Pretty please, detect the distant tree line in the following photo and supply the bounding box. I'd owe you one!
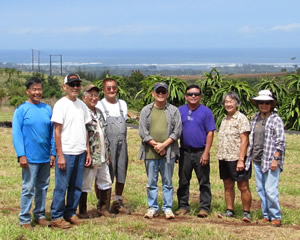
[1,67,299,130]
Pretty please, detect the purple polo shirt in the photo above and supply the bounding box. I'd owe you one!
[179,104,216,148]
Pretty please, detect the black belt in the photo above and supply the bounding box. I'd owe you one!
[182,147,205,153]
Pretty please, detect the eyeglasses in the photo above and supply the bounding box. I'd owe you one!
[105,86,117,91]
[68,82,81,87]
[186,92,201,97]
[258,101,272,105]
[187,110,193,121]
[155,89,167,94]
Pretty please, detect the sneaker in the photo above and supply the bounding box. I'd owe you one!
[144,208,158,219]
[111,199,131,215]
[218,210,235,218]
[36,218,50,227]
[66,215,82,225]
[20,223,33,230]
[175,208,188,216]
[271,219,281,227]
[164,208,175,220]
[197,210,208,218]
[242,211,251,223]
[51,218,71,229]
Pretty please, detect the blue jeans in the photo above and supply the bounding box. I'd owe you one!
[51,153,85,220]
[145,158,175,212]
[254,163,281,220]
[19,162,50,224]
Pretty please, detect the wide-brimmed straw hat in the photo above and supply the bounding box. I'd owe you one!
[250,90,277,107]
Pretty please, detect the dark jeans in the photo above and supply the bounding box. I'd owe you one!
[177,149,211,212]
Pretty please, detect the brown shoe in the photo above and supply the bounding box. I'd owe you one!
[36,218,50,227]
[175,208,188,216]
[21,223,33,230]
[258,218,270,224]
[51,218,71,229]
[66,215,83,225]
[111,199,131,215]
[197,210,208,218]
[271,219,281,227]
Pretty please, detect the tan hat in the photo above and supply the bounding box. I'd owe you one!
[83,84,100,93]
[250,90,277,107]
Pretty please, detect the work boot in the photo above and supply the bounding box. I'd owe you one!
[111,199,131,215]
[78,192,89,219]
[98,188,115,217]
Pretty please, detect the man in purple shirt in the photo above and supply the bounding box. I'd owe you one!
[176,84,216,218]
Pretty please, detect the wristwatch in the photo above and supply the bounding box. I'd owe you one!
[274,156,280,161]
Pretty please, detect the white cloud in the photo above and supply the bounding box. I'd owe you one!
[271,23,300,32]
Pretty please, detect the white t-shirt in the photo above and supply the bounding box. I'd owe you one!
[51,97,92,155]
[96,98,128,120]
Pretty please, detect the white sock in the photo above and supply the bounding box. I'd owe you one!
[114,195,122,201]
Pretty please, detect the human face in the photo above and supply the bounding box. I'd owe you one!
[152,87,168,105]
[185,88,201,107]
[224,96,238,115]
[82,90,99,110]
[103,80,118,103]
[63,81,81,101]
[258,100,272,114]
[26,83,43,104]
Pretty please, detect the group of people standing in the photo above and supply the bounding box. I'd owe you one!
[13,74,130,229]
[12,73,286,230]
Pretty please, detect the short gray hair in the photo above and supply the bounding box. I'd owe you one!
[221,91,241,106]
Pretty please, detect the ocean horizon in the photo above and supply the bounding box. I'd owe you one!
[1,48,300,69]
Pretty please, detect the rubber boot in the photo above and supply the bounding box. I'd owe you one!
[78,192,89,219]
[99,189,115,217]
[95,183,102,216]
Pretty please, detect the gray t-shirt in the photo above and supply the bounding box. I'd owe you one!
[252,115,267,164]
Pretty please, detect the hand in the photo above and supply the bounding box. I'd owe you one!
[19,156,28,168]
[200,152,209,166]
[57,155,66,170]
[154,142,165,155]
[85,153,92,167]
[50,155,56,168]
[236,160,245,171]
[159,149,166,156]
[270,159,278,171]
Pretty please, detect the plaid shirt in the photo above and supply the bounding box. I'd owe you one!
[246,112,286,173]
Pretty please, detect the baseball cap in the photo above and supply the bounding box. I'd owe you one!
[83,84,100,93]
[64,73,82,84]
[153,82,168,91]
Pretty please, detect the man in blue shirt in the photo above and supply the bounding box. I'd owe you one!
[12,77,56,229]
[176,84,216,218]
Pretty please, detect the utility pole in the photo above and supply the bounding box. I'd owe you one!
[49,54,63,76]
[31,49,40,72]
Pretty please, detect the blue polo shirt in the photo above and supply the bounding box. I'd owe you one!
[179,104,216,149]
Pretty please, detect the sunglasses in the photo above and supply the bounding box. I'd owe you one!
[105,86,117,91]
[186,92,201,97]
[68,82,81,87]
[258,101,272,105]
[155,89,167,94]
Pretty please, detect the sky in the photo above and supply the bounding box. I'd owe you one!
[0,0,300,50]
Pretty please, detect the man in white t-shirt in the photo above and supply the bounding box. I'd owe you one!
[96,78,130,215]
[50,73,92,229]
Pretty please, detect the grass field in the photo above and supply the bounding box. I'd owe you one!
[0,127,300,239]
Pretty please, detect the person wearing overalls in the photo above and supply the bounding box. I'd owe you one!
[96,78,131,215]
